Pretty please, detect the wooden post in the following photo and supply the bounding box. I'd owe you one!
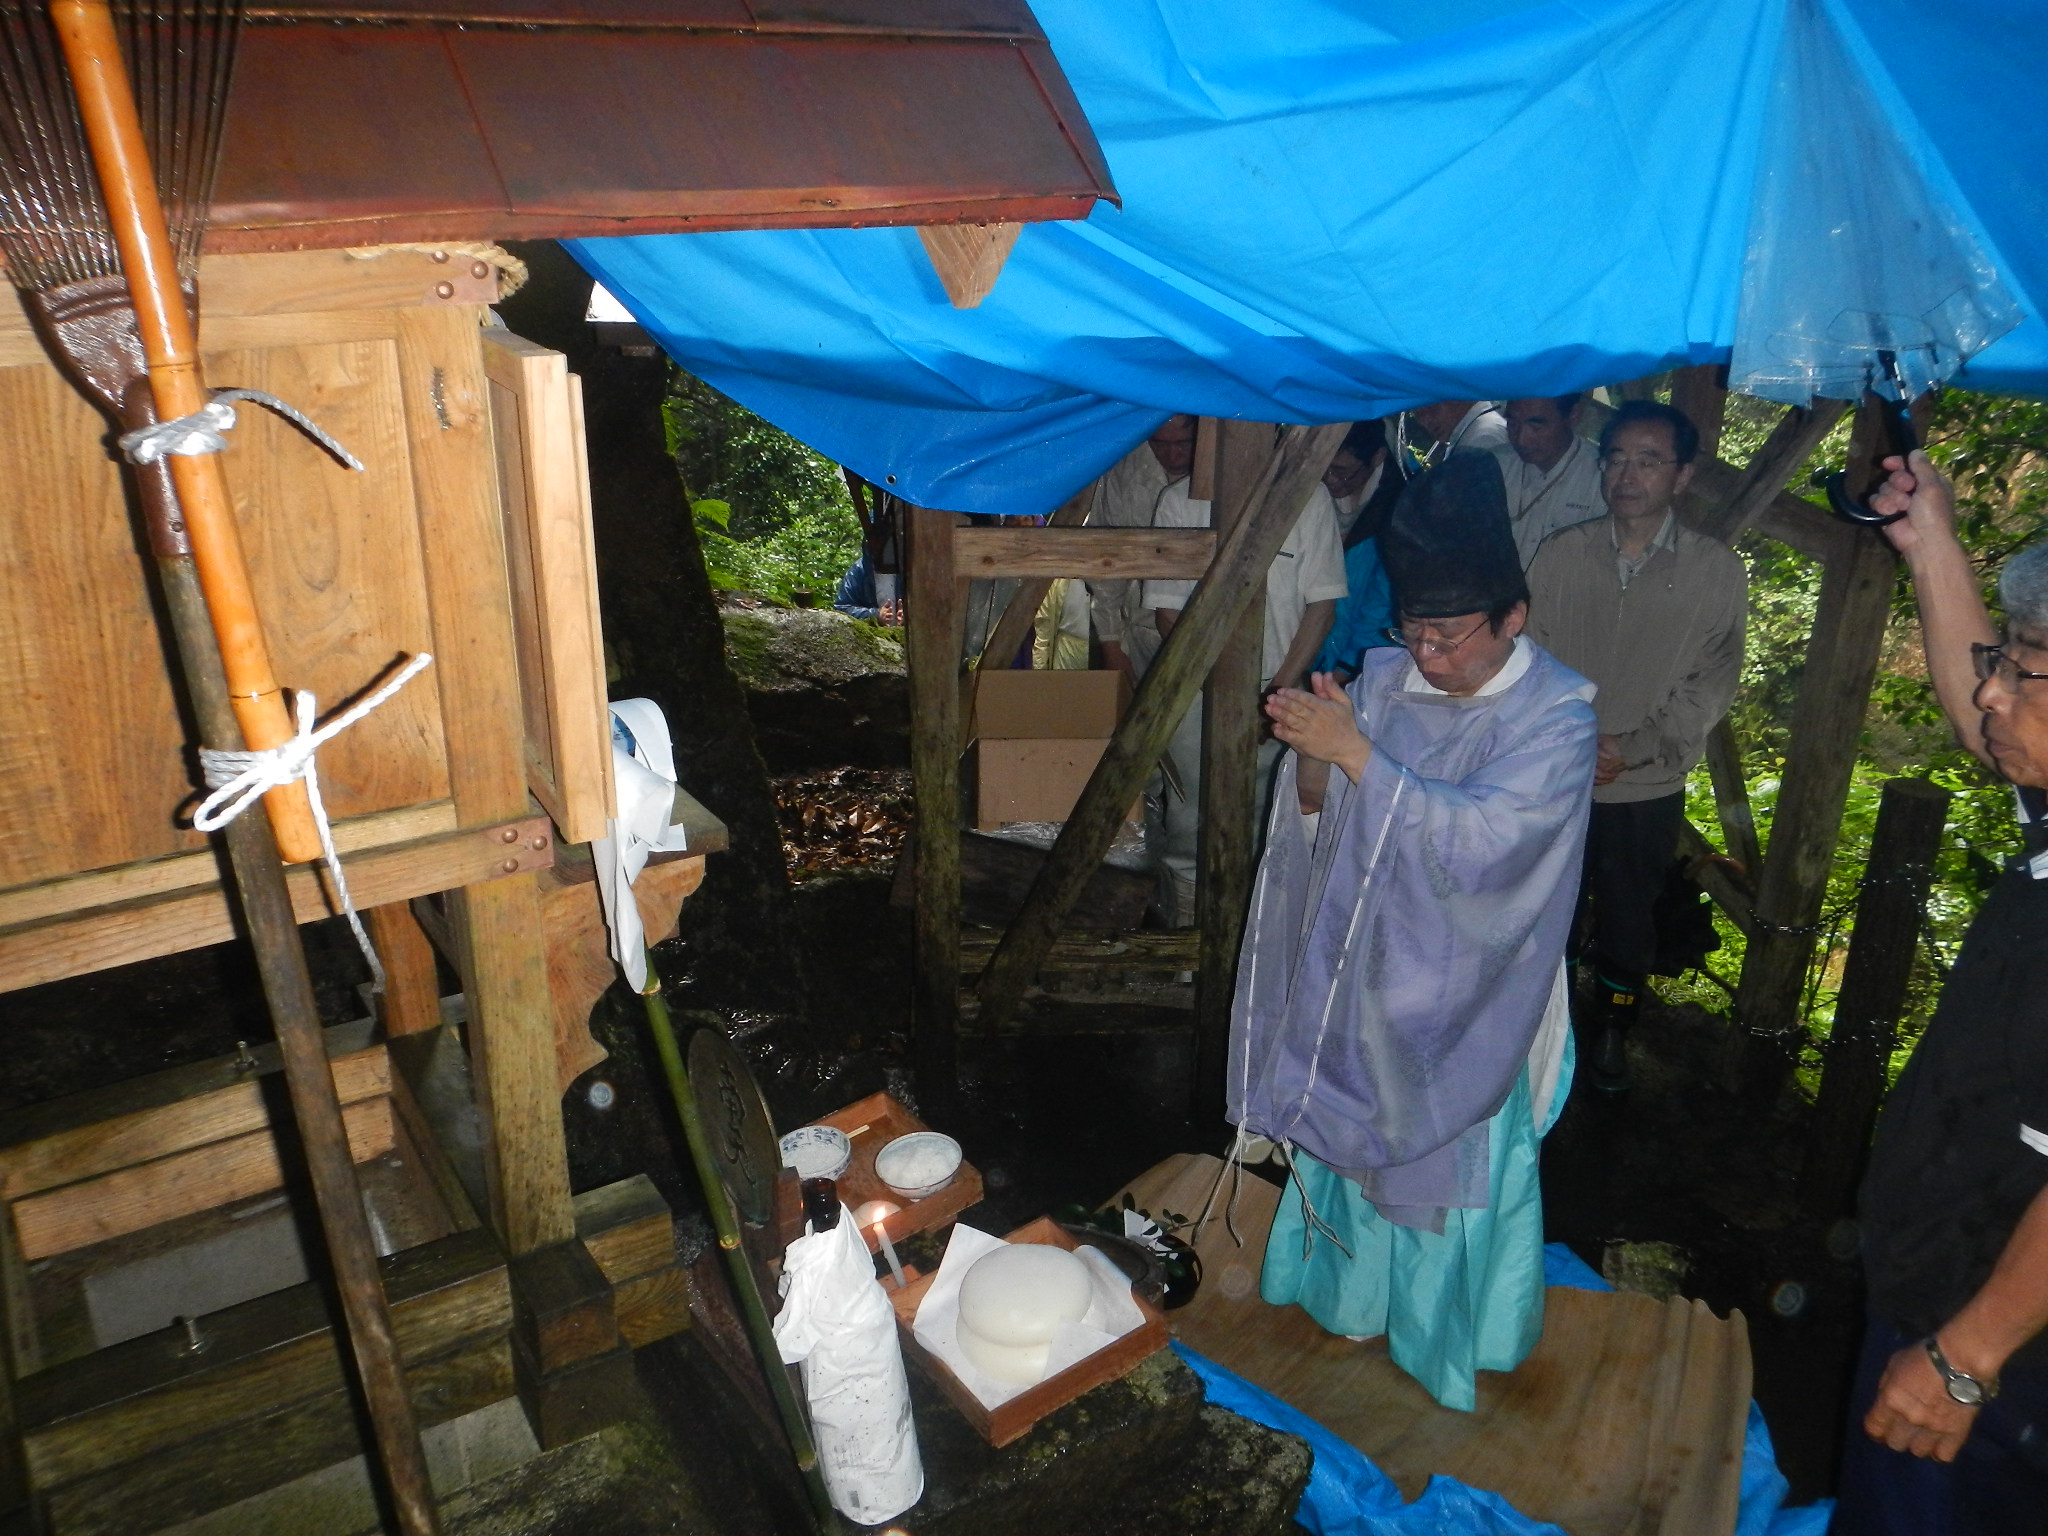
[1193,420,1274,1126]
[1734,526,1898,1097]
[447,876,575,1252]
[1670,365,1729,463]
[399,304,576,1254]
[368,901,442,1037]
[974,423,1349,1033]
[1798,777,1949,1219]
[1704,719,1763,881]
[907,507,966,1118]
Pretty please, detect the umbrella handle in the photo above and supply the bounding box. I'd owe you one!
[50,0,323,863]
[1826,352,1919,530]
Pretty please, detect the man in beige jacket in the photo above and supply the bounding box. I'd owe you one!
[1525,400,1746,1092]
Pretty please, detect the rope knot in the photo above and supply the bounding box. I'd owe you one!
[119,389,364,472]
[192,653,434,992]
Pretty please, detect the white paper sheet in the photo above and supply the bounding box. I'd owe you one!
[911,1225,1144,1410]
[591,698,695,991]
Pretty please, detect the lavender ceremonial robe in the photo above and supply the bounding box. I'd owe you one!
[1231,640,1596,1405]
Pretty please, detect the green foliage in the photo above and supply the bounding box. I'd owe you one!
[1663,384,2048,1087]
[667,372,864,604]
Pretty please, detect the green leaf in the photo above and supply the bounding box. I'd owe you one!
[691,498,733,531]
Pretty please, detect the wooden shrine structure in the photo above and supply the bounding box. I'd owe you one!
[905,372,1910,1119]
[0,2,1114,1529]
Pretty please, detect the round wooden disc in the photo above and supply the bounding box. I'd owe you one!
[687,1027,780,1226]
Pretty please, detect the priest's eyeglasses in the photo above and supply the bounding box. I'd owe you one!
[1385,617,1490,656]
[1972,643,2048,687]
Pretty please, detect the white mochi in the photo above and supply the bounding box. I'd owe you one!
[957,1243,1093,1349]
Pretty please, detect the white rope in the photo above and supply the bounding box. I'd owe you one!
[118,389,365,471]
[194,653,434,992]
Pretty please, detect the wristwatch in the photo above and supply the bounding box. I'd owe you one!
[1923,1336,1999,1406]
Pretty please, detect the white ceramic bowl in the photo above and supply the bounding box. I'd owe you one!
[779,1124,852,1182]
[873,1130,962,1200]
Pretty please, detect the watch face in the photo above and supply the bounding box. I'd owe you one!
[1946,1375,1987,1407]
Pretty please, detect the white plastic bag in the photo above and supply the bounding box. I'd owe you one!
[773,1207,924,1525]
[592,699,694,992]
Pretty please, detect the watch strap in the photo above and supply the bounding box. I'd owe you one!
[1924,1336,1998,1404]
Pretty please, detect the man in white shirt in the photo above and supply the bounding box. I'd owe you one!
[1088,416,1191,679]
[1408,400,1508,467]
[1141,469,1349,921]
[1493,394,1606,567]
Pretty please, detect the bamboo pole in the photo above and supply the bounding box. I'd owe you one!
[636,956,837,1531]
[49,0,320,864]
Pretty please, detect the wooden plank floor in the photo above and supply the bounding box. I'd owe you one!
[1121,1155,1751,1536]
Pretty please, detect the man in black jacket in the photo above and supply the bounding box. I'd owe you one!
[1832,450,2048,1535]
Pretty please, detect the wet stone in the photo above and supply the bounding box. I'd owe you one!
[898,1349,1310,1536]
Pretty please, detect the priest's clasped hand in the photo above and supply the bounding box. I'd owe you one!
[1266,672,1373,784]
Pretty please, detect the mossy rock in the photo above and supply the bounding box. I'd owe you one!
[721,607,909,771]
[721,607,903,692]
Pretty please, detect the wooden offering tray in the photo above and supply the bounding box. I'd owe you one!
[808,1091,983,1254]
[887,1216,1169,1448]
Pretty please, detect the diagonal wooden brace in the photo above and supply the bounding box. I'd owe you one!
[972,421,1348,1032]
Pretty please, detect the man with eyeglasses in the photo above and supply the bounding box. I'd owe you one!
[1233,449,1597,1411]
[1524,399,1747,1092]
[1831,453,2048,1535]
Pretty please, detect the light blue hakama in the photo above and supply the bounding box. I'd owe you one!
[1259,1037,1573,1413]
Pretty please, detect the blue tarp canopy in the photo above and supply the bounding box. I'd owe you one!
[569,0,2046,514]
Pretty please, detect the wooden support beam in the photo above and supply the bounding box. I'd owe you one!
[1734,527,1898,1096]
[953,526,1215,581]
[0,1045,387,1201]
[0,814,554,995]
[956,928,1202,973]
[1799,777,1949,1220]
[971,484,1094,673]
[12,1098,394,1262]
[1189,417,1221,502]
[916,222,1021,309]
[1194,419,1274,1127]
[906,508,967,1119]
[369,901,444,1037]
[17,1227,508,1490]
[1679,820,1756,938]
[1704,720,1763,881]
[447,875,576,1254]
[1696,401,1850,545]
[973,423,1350,1032]
[1669,365,1729,463]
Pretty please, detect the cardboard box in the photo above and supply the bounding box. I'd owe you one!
[888,1216,1170,1448]
[970,669,1129,740]
[968,670,1138,829]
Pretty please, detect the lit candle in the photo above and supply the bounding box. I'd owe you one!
[854,1199,907,1288]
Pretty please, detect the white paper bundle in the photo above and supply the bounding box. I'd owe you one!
[773,1207,924,1525]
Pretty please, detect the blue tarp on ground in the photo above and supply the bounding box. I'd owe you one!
[569,0,2047,514]
[1169,1243,1833,1536]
